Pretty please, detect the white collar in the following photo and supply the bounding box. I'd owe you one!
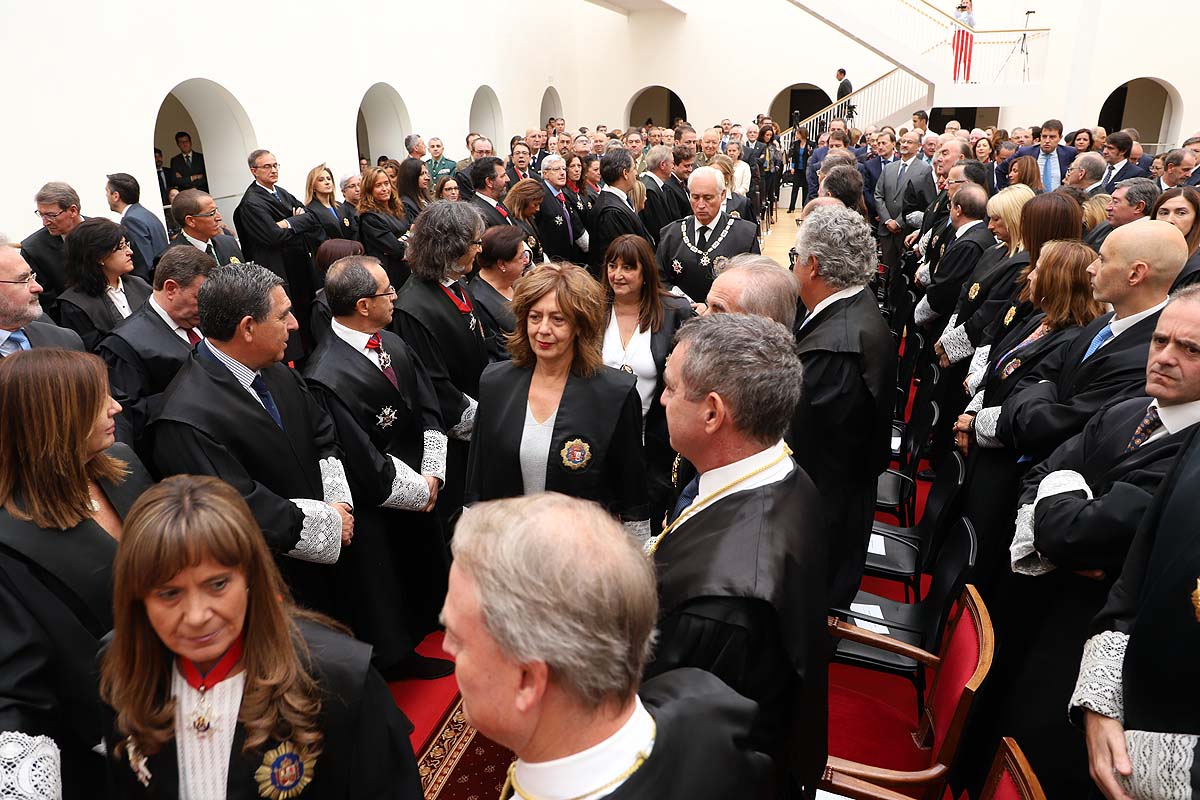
[803,285,864,328]
[106,280,127,296]
[149,293,197,338]
[512,699,655,800]
[678,440,793,528]
[477,193,500,208]
[330,318,374,354]
[900,155,917,167]
[602,185,629,202]
[1086,180,1103,193]
[695,213,724,234]
[643,172,664,189]
[955,219,984,238]
[1153,397,1200,436]
[1108,159,1128,173]
[183,231,211,250]
[1110,298,1167,337]
[255,181,279,194]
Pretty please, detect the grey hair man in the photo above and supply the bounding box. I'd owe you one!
[639,145,676,246]
[22,181,84,321]
[443,493,771,798]
[0,234,84,354]
[150,262,357,616]
[405,133,426,160]
[792,204,895,609]
[651,312,827,795]
[1065,151,1109,196]
[704,254,799,329]
[1088,177,1161,251]
[1160,148,1197,190]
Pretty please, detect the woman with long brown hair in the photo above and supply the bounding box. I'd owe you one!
[0,349,151,797]
[465,262,649,540]
[1007,154,1044,193]
[102,475,421,798]
[356,166,410,288]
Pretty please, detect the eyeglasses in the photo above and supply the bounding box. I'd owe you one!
[0,271,37,285]
[112,240,132,253]
[189,208,219,218]
[34,209,71,220]
[365,286,397,298]
[254,162,280,171]
[471,239,484,246]
[946,179,968,185]
[542,166,566,172]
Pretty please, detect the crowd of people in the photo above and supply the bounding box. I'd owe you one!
[1,106,1198,800]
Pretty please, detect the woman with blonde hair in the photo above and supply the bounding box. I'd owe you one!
[356,166,410,287]
[0,349,151,796]
[503,178,547,263]
[101,475,421,798]
[465,262,649,540]
[303,163,357,249]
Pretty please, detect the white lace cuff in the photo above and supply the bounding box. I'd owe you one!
[966,391,984,414]
[421,430,448,483]
[1070,630,1129,723]
[906,210,924,230]
[1010,504,1054,576]
[913,295,935,325]
[1119,730,1198,800]
[966,345,991,395]
[288,499,343,564]
[0,731,61,800]
[576,229,590,252]
[975,406,1003,448]
[916,261,932,285]
[382,456,431,512]
[941,324,975,364]
[623,519,651,546]
[319,457,353,509]
[449,395,477,441]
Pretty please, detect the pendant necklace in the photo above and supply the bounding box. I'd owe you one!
[179,635,244,739]
[681,216,734,266]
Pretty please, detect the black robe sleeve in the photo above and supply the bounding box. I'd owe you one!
[98,334,152,443]
[344,668,424,800]
[925,244,979,317]
[0,569,57,736]
[609,381,650,521]
[964,284,1021,347]
[57,300,104,352]
[393,315,471,428]
[358,213,409,263]
[310,391,399,508]
[150,420,306,553]
[238,193,323,250]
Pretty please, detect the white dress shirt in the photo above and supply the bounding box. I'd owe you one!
[105,279,134,319]
[1146,396,1200,445]
[172,666,246,800]
[149,294,200,344]
[331,318,388,372]
[601,311,656,420]
[674,440,794,530]
[801,285,865,329]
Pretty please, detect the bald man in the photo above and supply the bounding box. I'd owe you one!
[996,221,1189,465]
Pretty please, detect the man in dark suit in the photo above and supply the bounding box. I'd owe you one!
[835,68,852,117]
[98,245,212,444]
[806,121,849,200]
[875,131,935,269]
[504,141,539,186]
[639,145,677,247]
[663,147,695,222]
[163,189,244,267]
[994,221,1188,465]
[1159,148,1197,191]
[534,154,585,262]
[997,118,1075,192]
[861,131,898,226]
[1085,178,1160,252]
[587,149,652,275]
[105,172,168,282]
[153,148,172,207]
[21,181,85,323]
[169,131,208,192]
[1064,151,1109,197]
[233,150,324,353]
[1100,131,1149,194]
[1184,136,1200,187]
[469,156,513,229]
[0,240,85,356]
[454,136,493,201]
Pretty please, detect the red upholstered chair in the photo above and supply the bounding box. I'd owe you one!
[969,738,1047,800]
[822,585,994,800]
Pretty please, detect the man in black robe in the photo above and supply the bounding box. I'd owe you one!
[149,263,354,616]
[656,167,760,303]
[441,494,772,800]
[469,156,513,229]
[303,255,454,680]
[0,242,84,356]
[534,154,586,262]
[21,181,86,321]
[647,313,828,795]
[994,221,1189,465]
[161,189,244,268]
[639,144,677,247]
[587,149,652,275]
[789,207,896,609]
[98,245,212,446]
[663,147,695,222]
[233,149,324,355]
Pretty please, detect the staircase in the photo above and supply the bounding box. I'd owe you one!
[778,0,1051,148]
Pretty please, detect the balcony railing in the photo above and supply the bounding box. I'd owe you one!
[779,68,928,151]
[895,0,1050,85]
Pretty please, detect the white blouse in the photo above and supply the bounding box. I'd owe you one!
[106,279,134,318]
[602,311,656,420]
[520,404,558,494]
[171,666,247,800]
[731,159,752,196]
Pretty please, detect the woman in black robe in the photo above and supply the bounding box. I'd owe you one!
[394,157,431,223]
[60,218,152,351]
[467,225,526,362]
[302,163,357,256]
[0,350,152,797]
[392,200,490,525]
[504,177,547,263]
[356,167,411,288]
[466,262,650,541]
[102,476,421,799]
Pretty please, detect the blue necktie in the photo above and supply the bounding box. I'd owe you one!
[250,374,284,429]
[669,476,701,524]
[0,329,29,356]
[1041,153,1054,190]
[1081,323,1114,362]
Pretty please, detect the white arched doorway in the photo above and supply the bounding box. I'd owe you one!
[356,83,412,164]
[539,87,563,129]
[154,78,258,226]
[1097,77,1183,153]
[768,83,834,130]
[625,86,687,130]
[469,86,504,147]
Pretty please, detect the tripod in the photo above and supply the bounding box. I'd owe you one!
[996,11,1034,83]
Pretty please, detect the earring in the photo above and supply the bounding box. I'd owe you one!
[500,265,507,273]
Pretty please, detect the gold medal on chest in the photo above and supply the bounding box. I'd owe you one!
[1004,306,1016,327]
[255,741,315,799]
[968,282,980,301]
[560,438,592,470]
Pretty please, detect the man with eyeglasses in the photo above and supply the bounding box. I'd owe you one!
[453,136,494,201]
[21,181,85,322]
[0,234,84,356]
[534,154,586,262]
[1064,151,1108,197]
[233,149,324,357]
[303,254,454,681]
[164,189,244,267]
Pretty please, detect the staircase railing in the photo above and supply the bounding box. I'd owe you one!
[778,68,928,151]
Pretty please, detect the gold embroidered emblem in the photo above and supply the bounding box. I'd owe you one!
[229,257,241,264]
[342,217,350,227]
[560,438,592,470]
[968,282,980,301]
[255,742,314,799]
[1004,306,1016,327]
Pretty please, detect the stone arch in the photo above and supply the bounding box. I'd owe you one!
[469,85,505,147]
[625,86,687,129]
[1097,77,1184,152]
[539,86,564,129]
[768,83,834,129]
[356,82,413,164]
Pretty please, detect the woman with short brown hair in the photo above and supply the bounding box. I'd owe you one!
[503,178,547,263]
[466,263,649,539]
[101,475,422,798]
[0,349,152,797]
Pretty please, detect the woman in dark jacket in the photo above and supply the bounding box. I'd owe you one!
[504,178,547,263]
[466,262,650,542]
[60,218,152,351]
[395,157,431,222]
[467,225,526,362]
[356,167,411,288]
[303,163,357,253]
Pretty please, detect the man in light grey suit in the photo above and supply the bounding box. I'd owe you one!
[107,172,168,282]
[875,130,935,270]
